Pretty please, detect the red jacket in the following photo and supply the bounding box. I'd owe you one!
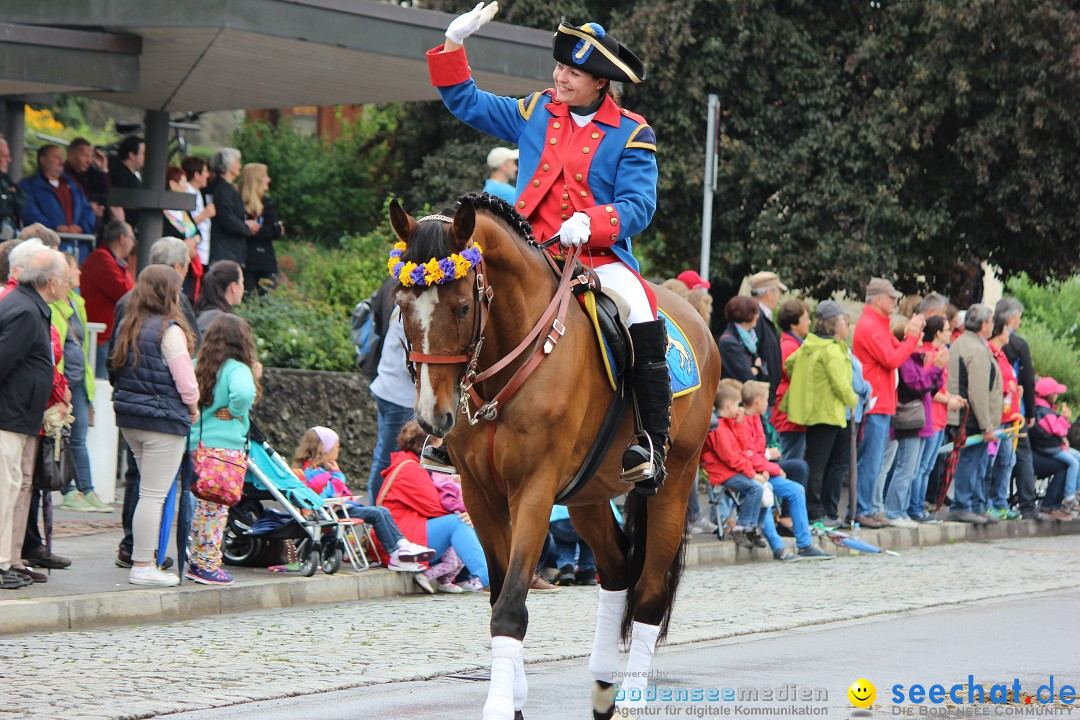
[743,414,783,477]
[701,417,756,485]
[80,246,133,344]
[990,344,1019,424]
[771,331,805,434]
[852,307,919,416]
[378,451,450,561]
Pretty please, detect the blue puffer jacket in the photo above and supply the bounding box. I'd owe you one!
[113,316,191,437]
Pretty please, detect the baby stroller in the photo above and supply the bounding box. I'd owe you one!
[222,424,371,577]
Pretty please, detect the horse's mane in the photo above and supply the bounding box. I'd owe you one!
[458,192,537,246]
[400,192,537,268]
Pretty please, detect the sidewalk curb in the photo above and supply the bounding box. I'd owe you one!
[3,518,1078,635]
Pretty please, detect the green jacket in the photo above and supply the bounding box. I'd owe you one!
[780,332,858,427]
[188,359,256,452]
[50,291,95,402]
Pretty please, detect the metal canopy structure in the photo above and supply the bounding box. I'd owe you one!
[0,0,554,110]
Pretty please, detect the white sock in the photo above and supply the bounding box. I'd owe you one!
[483,636,521,720]
[589,588,627,683]
[513,647,528,711]
[616,621,660,709]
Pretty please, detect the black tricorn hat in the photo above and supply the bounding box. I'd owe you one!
[552,22,646,84]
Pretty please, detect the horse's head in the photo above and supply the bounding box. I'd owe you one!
[388,199,480,437]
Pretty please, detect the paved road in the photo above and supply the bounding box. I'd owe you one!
[3,535,1079,720]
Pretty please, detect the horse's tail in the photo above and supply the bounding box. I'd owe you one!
[619,491,688,646]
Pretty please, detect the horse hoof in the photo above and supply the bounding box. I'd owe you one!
[592,681,616,719]
[514,713,524,720]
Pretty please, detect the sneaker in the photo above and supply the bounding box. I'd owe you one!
[729,529,755,549]
[396,542,436,563]
[436,581,464,593]
[822,517,841,528]
[947,511,988,524]
[1020,508,1038,520]
[772,548,802,562]
[83,492,113,513]
[575,570,598,586]
[529,571,560,592]
[853,514,885,529]
[1039,508,1076,522]
[0,568,32,589]
[555,564,576,586]
[1061,498,1079,512]
[910,511,942,524]
[388,558,424,572]
[420,445,456,473]
[115,548,173,570]
[60,490,94,512]
[459,577,485,592]
[797,545,834,560]
[746,528,767,548]
[689,515,719,535]
[1001,509,1020,520]
[128,565,180,587]
[24,547,71,569]
[185,566,234,586]
[413,574,435,594]
[982,512,1000,524]
[12,566,47,583]
[885,516,918,528]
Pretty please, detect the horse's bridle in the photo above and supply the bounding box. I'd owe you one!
[405,236,594,426]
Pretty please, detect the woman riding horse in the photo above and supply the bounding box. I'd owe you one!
[426,2,670,494]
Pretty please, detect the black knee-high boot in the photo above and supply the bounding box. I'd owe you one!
[622,319,672,495]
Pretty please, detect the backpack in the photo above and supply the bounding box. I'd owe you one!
[352,291,379,367]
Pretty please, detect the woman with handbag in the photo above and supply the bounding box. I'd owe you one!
[883,324,947,527]
[186,314,260,585]
[112,266,199,587]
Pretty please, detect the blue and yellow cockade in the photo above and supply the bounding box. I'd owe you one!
[387,241,483,288]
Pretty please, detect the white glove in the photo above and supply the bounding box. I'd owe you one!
[445,1,499,44]
[558,212,591,247]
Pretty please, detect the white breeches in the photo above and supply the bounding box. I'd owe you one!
[593,262,654,325]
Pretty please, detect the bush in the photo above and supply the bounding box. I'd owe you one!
[1005,273,1080,352]
[238,283,354,372]
[1016,319,1080,406]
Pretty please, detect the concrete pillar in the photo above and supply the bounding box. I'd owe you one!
[3,100,26,183]
[136,109,169,268]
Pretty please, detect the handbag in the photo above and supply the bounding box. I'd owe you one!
[892,399,927,431]
[192,413,247,507]
[33,428,74,493]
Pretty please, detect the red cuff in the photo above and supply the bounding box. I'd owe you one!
[427,45,472,87]
[583,204,621,247]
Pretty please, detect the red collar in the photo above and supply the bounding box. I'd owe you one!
[544,92,623,127]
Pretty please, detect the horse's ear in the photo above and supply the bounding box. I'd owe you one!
[389,199,416,244]
[452,201,475,251]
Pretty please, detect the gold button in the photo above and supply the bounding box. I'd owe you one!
[610,217,618,225]
[542,163,549,171]
[561,203,568,210]
[549,138,557,145]
[553,121,561,129]
[561,214,568,220]
[575,173,583,181]
[591,132,600,139]
[605,205,614,212]
[562,193,569,200]
[610,233,618,241]
[582,146,590,153]
[580,190,588,197]
[517,200,525,208]
[563,184,567,190]
[532,179,540,187]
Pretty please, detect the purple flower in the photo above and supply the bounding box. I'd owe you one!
[438,257,457,279]
[462,247,482,265]
[391,261,405,277]
[409,265,427,285]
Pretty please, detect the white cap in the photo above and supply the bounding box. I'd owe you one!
[487,147,519,169]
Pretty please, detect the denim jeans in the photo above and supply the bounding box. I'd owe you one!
[855,414,891,517]
[986,426,1018,510]
[686,483,702,524]
[345,503,404,549]
[909,430,944,517]
[94,343,110,380]
[1050,448,1080,500]
[759,475,812,549]
[884,436,923,519]
[951,443,990,513]
[367,396,414,504]
[722,474,765,528]
[1033,451,1069,510]
[64,383,94,494]
[779,432,807,462]
[549,517,595,572]
[426,513,489,587]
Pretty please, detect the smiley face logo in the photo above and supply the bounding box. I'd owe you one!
[848,678,876,708]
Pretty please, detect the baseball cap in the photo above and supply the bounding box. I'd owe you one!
[865,277,903,299]
[815,300,848,321]
[676,269,710,290]
[1035,377,1067,397]
[749,271,788,292]
[487,147,519,169]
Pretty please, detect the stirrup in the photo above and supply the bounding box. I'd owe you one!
[420,441,457,474]
[620,434,661,492]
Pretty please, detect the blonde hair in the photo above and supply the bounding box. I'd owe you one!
[661,278,689,298]
[714,383,741,411]
[239,163,268,217]
[292,428,328,469]
[740,380,769,406]
[686,288,712,325]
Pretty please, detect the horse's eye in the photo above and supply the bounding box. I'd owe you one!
[457,304,470,320]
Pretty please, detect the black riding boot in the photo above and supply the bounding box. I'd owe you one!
[622,319,672,495]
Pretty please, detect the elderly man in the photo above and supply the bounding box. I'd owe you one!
[81,220,135,377]
[19,145,96,235]
[850,278,925,528]
[0,248,70,588]
[748,271,787,410]
[946,304,1002,524]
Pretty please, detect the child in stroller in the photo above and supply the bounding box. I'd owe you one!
[293,426,435,570]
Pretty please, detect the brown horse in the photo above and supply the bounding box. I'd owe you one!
[389,193,721,719]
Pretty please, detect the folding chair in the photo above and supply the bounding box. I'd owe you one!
[706,482,741,540]
[320,496,382,571]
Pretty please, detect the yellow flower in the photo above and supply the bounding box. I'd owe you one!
[387,256,399,275]
[398,261,418,287]
[451,253,470,278]
[424,258,444,285]
[393,241,407,253]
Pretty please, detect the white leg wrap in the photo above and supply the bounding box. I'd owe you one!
[483,636,522,720]
[513,648,528,711]
[589,588,627,683]
[616,622,660,710]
